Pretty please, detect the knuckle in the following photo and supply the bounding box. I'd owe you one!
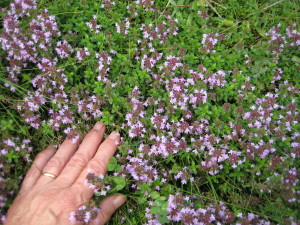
[88,129,101,137]
[26,166,41,178]
[100,210,111,224]
[35,147,55,161]
[102,139,118,151]
[69,152,88,169]
[35,151,47,161]
[44,189,77,217]
[45,145,56,151]
[45,157,64,169]
[64,138,75,145]
[72,184,88,204]
[60,189,78,205]
[88,158,107,175]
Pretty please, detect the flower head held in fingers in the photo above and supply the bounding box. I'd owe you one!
[84,169,111,195]
[69,202,100,224]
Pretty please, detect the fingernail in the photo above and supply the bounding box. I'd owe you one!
[48,144,57,149]
[113,195,127,208]
[47,144,57,152]
[93,122,103,130]
[109,131,120,140]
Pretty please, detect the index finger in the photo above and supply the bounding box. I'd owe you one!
[72,131,120,203]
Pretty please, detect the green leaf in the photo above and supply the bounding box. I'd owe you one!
[160,196,167,201]
[155,199,164,207]
[162,201,169,209]
[198,0,206,6]
[138,183,151,192]
[255,27,266,37]
[114,164,122,172]
[292,56,300,64]
[150,191,160,199]
[109,156,117,165]
[150,207,161,214]
[157,216,170,224]
[192,0,198,10]
[222,19,235,27]
[187,13,193,26]
[136,195,147,204]
[112,176,126,191]
[150,207,169,216]
[107,163,116,171]
[95,192,102,197]
[6,150,18,163]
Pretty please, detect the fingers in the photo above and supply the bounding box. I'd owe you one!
[56,122,105,186]
[19,146,56,195]
[73,131,120,203]
[90,194,127,225]
[35,137,81,186]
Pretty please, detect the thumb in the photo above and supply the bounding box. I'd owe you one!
[90,193,127,225]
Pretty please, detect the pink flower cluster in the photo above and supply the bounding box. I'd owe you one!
[135,0,155,8]
[0,1,103,143]
[201,32,225,53]
[198,10,210,20]
[76,47,91,62]
[124,156,159,183]
[166,194,234,224]
[84,170,111,195]
[140,18,178,44]
[0,5,61,92]
[69,204,100,224]
[0,138,32,222]
[266,23,300,55]
[146,192,274,225]
[124,86,147,138]
[173,167,195,184]
[55,40,73,59]
[141,52,163,71]
[86,15,102,34]
[96,52,112,83]
[101,0,115,9]
[244,54,252,64]
[8,0,37,17]
[30,11,61,50]
[115,18,130,35]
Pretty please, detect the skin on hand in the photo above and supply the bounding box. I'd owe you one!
[5,122,127,225]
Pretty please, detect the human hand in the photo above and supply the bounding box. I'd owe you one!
[5,122,126,225]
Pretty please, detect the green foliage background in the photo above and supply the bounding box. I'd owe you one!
[0,0,299,224]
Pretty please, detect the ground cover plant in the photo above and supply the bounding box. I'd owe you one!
[0,0,299,224]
